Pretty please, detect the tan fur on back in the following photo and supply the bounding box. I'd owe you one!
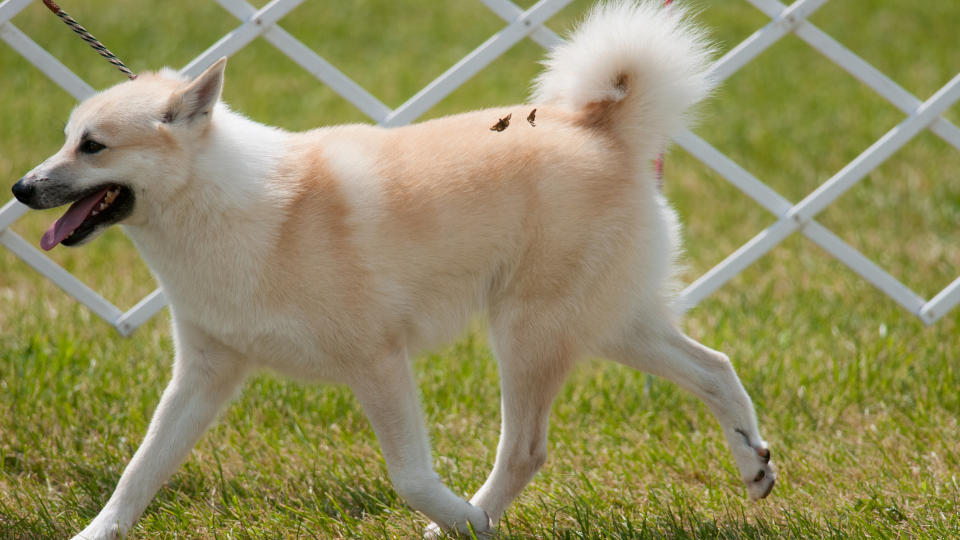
[256,106,646,371]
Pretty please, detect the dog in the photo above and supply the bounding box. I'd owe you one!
[11,2,774,538]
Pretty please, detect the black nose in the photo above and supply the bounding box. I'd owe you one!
[11,178,35,204]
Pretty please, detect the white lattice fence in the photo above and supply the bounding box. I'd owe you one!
[2,0,958,335]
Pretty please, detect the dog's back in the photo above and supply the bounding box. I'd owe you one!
[256,1,715,362]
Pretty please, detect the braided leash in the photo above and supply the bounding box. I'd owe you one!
[41,0,135,80]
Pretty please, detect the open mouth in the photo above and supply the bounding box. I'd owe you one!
[40,184,135,250]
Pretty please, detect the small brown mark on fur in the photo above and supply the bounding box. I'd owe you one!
[490,113,512,132]
[527,109,536,127]
[614,72,628,92]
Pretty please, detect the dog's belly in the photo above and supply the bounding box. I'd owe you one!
[246,333,339,380]
[235,326,347,381]
[175,298,346,381]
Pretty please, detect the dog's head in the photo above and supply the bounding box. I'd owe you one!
[11,58,228,250]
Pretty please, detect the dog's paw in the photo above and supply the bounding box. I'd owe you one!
[423,507,492,539]
[744,443,775,500]
[71,523,122,540]
[71,514,128,540]
[424,522,493,539]
[733,429,776,500]
[423,521,443,539]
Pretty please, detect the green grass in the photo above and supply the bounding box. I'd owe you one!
[2,0,960,538]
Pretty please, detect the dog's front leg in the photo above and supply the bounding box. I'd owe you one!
[73,324,248,540]
[350,349,489,537]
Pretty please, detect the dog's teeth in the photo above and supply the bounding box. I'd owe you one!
[91,210,99,216]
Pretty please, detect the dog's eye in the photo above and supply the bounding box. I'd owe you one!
[79,139,106,154]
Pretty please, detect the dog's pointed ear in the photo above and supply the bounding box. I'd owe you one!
[164,57,227,123]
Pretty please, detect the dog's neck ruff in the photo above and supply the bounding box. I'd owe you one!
[125,108,291,296]
[190,106,291,209]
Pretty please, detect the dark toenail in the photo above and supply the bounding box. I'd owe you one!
[754,469,765,482]
[757,447,770,463]
[761,478,776,498]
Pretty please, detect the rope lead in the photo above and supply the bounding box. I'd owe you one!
[41,0,136,80]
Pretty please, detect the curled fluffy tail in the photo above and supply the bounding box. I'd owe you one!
[532,1,714,158]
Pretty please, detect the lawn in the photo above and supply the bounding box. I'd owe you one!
[2,0,959,538]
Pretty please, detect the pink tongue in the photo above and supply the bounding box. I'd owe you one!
[40,188,110,251]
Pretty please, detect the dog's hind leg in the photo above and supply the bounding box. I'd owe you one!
[463,320,575,525]
[350,347,489,537]
[72,322,250,540]
[603,316,776,500]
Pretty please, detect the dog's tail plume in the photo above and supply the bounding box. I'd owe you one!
[532,1,714,160]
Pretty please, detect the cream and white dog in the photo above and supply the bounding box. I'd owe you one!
[12,2,774,538]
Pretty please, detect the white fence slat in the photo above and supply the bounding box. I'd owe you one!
[0,0,31,24]
[787,10,960,151]
[0,22,95,100]
[796,27,919,112]
[232,0,304,28]
[675,131,933,323]
[706,16,788,83]
[674,130,793,216]
[744,0,788,14]
[678,219,796,309]
[921,277,960,324]
[212,0,391,123]
[790,73,960,223]
[181,0,304,78]
[114,289,167,336]
[708,0,828,83]
[802,222,927,315]
[383,0,572,127]
[0,229,124,324]
[213,0,257,15]
[180,23,263,77]
[262,27,393,123]
[479,0,563,50]
[0,198,28,232]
